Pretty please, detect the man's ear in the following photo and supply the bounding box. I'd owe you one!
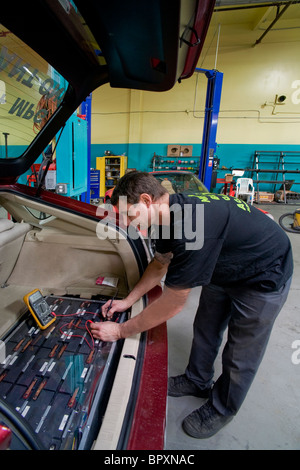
[139,193,153,207]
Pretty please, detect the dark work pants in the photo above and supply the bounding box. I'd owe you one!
[186,277,292,416]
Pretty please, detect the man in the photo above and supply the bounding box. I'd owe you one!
[90,171,293,439]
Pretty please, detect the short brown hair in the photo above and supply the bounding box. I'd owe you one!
[111,171,167,205]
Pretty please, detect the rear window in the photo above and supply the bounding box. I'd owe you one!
[152,172,207,194]
[0,26,67,159]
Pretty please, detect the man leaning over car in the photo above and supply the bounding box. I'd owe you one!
[90,171,293,439]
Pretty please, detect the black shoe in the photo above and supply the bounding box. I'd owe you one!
[182,401,233,439]
[168,374,211,398]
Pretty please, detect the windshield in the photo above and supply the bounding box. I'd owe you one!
[0,26,68,159]
[151,172,207,194]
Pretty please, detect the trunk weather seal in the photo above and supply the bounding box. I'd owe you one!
[116,326,148,450]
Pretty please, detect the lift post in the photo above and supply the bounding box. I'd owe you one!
[80,94,92,204]
[197,68,223,190]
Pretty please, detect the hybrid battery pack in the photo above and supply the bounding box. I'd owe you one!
[0,295,127,450]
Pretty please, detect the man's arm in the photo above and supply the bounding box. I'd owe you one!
[90,285,191,342]
[102,252,172,317]
[125,251,173,304]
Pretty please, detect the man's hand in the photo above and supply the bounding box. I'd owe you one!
[92,286,190,342]
[102,299,130,319]
[90,321,122,342]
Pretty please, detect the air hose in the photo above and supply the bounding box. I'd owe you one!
[279,209,300,233]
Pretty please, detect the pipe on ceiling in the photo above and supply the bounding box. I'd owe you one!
[214,1,298,45]
[253,1,293,45]
[214,0,299,10]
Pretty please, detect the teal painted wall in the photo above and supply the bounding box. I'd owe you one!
[4,142,300,194]
[91,142,300,193]
[90,143,203,172]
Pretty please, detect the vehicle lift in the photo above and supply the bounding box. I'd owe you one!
[196,68,223,191]
[43,69,223,201]
[80,68,223,198]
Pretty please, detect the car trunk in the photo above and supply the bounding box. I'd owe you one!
[0,186,165,450]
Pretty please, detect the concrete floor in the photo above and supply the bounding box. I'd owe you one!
[165,203,300,450]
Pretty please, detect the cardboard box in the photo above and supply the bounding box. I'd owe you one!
[275,190,300,202]
[180,145,193,157]
[167,145,180,156]
[225,174,233,182]
[255,192,274,202]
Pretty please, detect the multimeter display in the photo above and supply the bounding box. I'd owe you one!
[23,289,56,329]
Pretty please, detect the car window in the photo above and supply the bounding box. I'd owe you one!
[22,206,52,221]
[0,26,68,159]
[152,173,207,194]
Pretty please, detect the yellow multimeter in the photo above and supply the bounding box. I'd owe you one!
[23,289,56,330]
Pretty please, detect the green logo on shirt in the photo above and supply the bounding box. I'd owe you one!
[187,193,251,212]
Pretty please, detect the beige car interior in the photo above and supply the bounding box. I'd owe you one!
[0,191,150,449]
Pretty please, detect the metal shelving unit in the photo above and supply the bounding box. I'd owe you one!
[96,155,127,198]
[248,151,300,203]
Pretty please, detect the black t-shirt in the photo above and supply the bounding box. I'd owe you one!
[154,193,293,292]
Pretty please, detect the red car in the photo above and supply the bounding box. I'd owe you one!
[0,0,215,450]
[105,171,274,224]
[104,170,207,202]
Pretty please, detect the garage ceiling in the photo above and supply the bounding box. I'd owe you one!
[209,0,300,46]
